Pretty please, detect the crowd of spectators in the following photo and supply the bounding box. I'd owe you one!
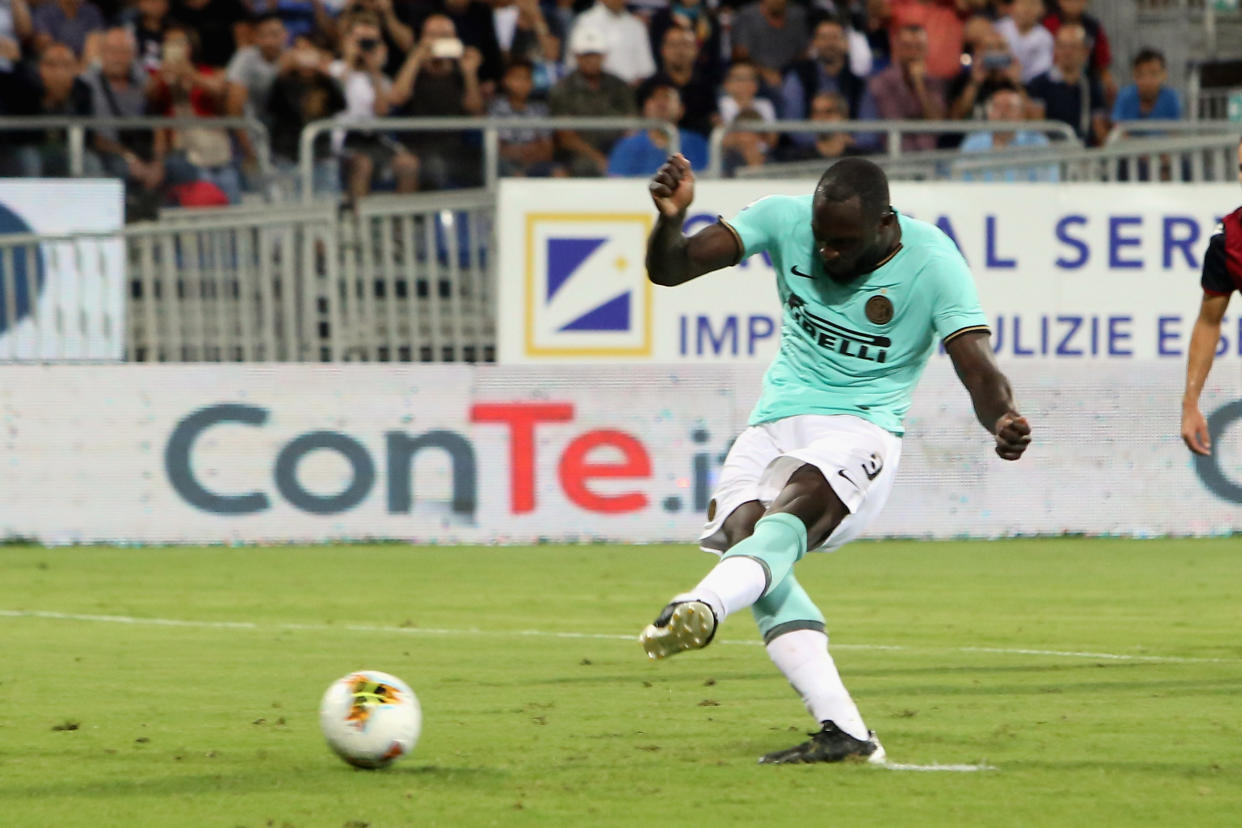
[0,0,1187,214]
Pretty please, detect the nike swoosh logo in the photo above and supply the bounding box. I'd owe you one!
[790,266,814,279]
[838,469,857,488]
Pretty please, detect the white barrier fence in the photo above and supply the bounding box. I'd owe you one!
[0,180,124,360]
[0,183,493,363]
[0,362,1238,545]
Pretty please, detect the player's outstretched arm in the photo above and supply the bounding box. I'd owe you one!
[945,331,1031,461]
[1181,293,1229,455]
[646,153,741,287]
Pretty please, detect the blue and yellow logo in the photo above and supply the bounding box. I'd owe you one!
[524,213,653,357]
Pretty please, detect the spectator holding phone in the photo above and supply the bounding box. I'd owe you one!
[267,35,345,195]
[330,11,419,199]
[339,0,416,76]
[148,25,244,203]
[947,24,1027,121]
[390,13,485,189]
[429,0,504,90]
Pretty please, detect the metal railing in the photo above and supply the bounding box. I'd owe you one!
[1191,87,1234,120]
[0,190,499,363]
[0,116,273,179]
[705,119,1081,179]
[950,132,1241,183]
[1106,119,1239,142]
[1138,0,1240,11]
[296,116,681,202]
[733,144,1040,181]
[335,189,493,363]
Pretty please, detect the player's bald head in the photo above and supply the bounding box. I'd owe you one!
[814,158,891,226]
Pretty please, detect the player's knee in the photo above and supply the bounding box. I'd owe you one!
[767,464,847,547]
[720,500,764,550]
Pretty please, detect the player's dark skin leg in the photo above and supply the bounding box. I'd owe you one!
[718,464,848,552]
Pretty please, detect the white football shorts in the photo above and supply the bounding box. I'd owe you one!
[699,413,902,554]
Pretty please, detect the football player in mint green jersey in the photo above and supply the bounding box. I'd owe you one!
[638,154,1031,765]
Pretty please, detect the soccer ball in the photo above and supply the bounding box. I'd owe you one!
[319,670,422,769]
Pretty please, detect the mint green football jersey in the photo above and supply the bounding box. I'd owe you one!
[724,194,989,436]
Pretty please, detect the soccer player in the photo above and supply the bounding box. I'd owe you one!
[638,154,1032,764]
[1180,139,1242,456]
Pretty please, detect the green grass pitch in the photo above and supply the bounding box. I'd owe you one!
[2,538,1240,827]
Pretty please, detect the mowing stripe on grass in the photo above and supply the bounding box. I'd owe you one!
[1,608,1236,665]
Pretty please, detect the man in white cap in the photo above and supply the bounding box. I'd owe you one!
[548,26,637,176]
[568,0,655,84]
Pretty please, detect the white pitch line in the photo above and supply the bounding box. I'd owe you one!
[0,609,258,630]
[1,608,1237,665]
[879,762,997,772]
[957,646,1226,664]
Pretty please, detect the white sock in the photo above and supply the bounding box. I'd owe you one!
[675,556,767,623]
[765,628,869,741]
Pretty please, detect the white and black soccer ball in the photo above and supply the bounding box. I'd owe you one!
[319,670,422,769]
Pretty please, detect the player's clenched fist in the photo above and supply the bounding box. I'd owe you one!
[993,412,1031,460]
[650,153,695,218]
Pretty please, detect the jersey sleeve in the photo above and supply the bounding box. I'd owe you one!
[721,195,792,261]
[1201,231,1235,296]
[926,251,990,343]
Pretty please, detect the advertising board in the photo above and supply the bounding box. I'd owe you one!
[498,181,1238,365]
[0,363,1237,544]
